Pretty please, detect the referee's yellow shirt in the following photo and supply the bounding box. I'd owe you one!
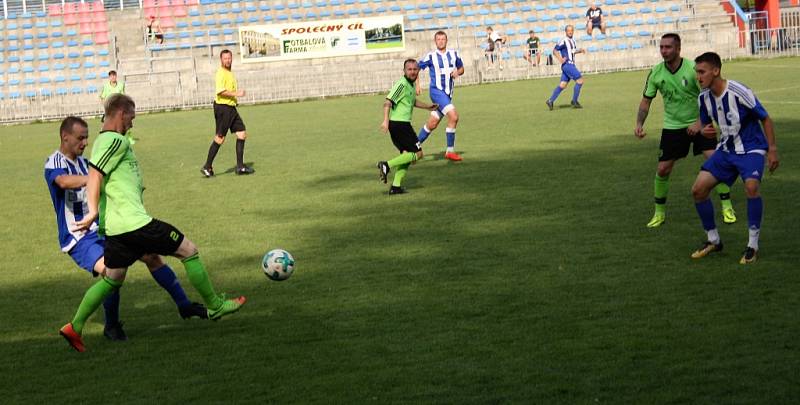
[215,68,238,106]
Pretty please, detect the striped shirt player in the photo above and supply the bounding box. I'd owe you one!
[547,25,586,110]
[45,151,100,261]
[689,52,779,265]
[415,30,465,161]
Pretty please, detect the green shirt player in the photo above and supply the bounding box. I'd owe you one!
[59,94,246,352]
[376,59,438,194]
[99,70,124,125]
[635,33,736,228]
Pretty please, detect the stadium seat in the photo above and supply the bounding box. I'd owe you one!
[85,72,97,80]
[54,63,66,70]
[40,76,51,83]
[25,90,37,98]
[85,61,96,68]
[617,43,628,50]
[23,54,35,62]
[71,87,82,94]
[57,88,68,95]
[632,42,643,49]
[55,75,66,82]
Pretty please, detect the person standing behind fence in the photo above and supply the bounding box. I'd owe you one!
[201,49,254,178]
[99,70,124,123]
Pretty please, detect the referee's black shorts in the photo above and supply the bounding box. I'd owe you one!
[659,127,717,162]
[104,219,185,269]
[388,121,421,153]
[213,102,246,136]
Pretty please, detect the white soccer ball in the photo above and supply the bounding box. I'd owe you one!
[262,249,295,281]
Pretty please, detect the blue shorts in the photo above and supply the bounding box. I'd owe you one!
[701,151,765,186]
[429,87,455,118]
[560,63,582,82]
[68,231,105,276]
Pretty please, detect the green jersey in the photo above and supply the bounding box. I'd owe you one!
[89,131,151,236]
[643,58,701,129]
[386,77,416,122]
[101,80,125,100]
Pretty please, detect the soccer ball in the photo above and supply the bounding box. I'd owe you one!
[262,249,295,281]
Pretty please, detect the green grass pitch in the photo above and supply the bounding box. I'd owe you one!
[1,58,799,403]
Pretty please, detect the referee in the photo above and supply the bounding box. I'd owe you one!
[376,59,438,194]
[202,49,254,177]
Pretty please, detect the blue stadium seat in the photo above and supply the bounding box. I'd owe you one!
[40,76,51,83]
[36,21,48,28]
[70,74,81,81]
[25,90,37,98]
[24,44,35,50]
[41,88,53,97]
[263,15,273,22]
[8,55,20,62]
[191,20,203,27]
[51,20,62,28]
[71,87,82,94]
[68,62,81,70]
[99,60,110,67]
[587,45,599,52]
[67,39,79,47]
[38,53,49,61]
[54,63,66,70]
[177,22,189,29]
[610,32,622,39]
[223,28,235,35]
[85,61,96,68]
[52,32,63,38]
[23,54,35,62]
[66,29,77,36]
[37,32,49,39]
[246,5,257,11]
[101,71,110,78]
[57,88,68,95]
[617,43,628,50]
[638,30,651,37]
[292,12,303,19]
[55,75,66,82]
[640,7,651,13]
[603,44,614,51]
[189,9,201,16]
[632,42,643,49]
[205,19,218,26]
[9,78,21,85]
[24,77,36,85]
[85,72,97,80]
[9,92,22,99]
[83,50,95,57]
[259,4,271,11]
[219,18,232,25]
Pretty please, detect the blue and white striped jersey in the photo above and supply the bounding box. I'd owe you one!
[418,49,464,96]
[554,36,578,65]
[698,80,770,155]
[44,151,98,252]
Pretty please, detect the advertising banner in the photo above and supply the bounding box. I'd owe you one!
[239,15,405,63]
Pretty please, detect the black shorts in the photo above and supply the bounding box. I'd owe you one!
[104,219,185,269]
[528,48,538,56]
[214,102,246,136]
[388,121,421,153]
[658,127,718,162]
[590,21,602,29]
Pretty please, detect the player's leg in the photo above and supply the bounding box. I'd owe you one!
[700,147,736,224]
[535,51,541,66]
[569,66,584,108]
[60,239,134,352]
[443,106,461,161]
[647,159,675,228]
[586,24,592,36]
[383,122,424,193]
[202,103,229,177]
[140,254,208,319]
[546,70,569,110]
[736,153,766,264]
[648,129,691,227]
[162,221,245,320]
[232,110,254,174]
[690,151,735,258]
[418,113,439,144]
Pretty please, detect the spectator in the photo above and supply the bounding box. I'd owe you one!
[523,30,541,66]
[146,15,164,44]
[100,70,125,123]
[586,2,606,36]
[485,26,506,69]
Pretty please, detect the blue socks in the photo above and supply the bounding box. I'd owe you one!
[445,128,455,151]
[695,199,717,231]
[572,83,583,103]
[102,290,120,327]
[150,265,191,309]
[417,126,431,144]
[549,86,563,103]
[747,196,763,229]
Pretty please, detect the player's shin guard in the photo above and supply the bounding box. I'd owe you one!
[654,174,669,214]
[747,197,763,249]
[445,128,455,152]
[572,83,583,103]
[392,163,410,187]
[204,141,221,168]
[102,290,120,328]
[181,254,222,309]
[549,86,563,103]
[387,152,417,168]
[150,265,191,309]
[695,199,719,243]
[716,183,733,210]
[417,126,431,144]
[72,277,123,335]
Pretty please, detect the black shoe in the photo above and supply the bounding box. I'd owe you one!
[740,247,758,264]
[103,322,128,341]
[179,302,209,319]
[571,100,583,109]
[236,166,255,175]
[377,161,389,184]
[389,186,405,195]
[545,99,554,111]
[201,166,214,178]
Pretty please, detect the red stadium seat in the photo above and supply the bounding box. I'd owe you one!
[94,32,110,45]
[63,12,78,25]
[172,0,188,17]
[48,4,63,16]
[79,22,93,34]
[160,16,175,28]
[94,21,109,32]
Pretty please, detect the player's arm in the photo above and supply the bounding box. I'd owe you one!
[218,89,245,97]
[762,116,779,173]
[414,99,438,111]
[72,168,103,231]
[553,44,564,64]
[453,55,465,78]
[215,73,245,97]
[634,97,652,138]
[54,174,88,189]
[381,99,391,133]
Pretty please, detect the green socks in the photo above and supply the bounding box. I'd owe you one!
[392,163,410,187]
[654,174,670,214]
[71,277,122,335]
[182,254,222,309]
[715,183,733,210]
[387,152,416,169]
